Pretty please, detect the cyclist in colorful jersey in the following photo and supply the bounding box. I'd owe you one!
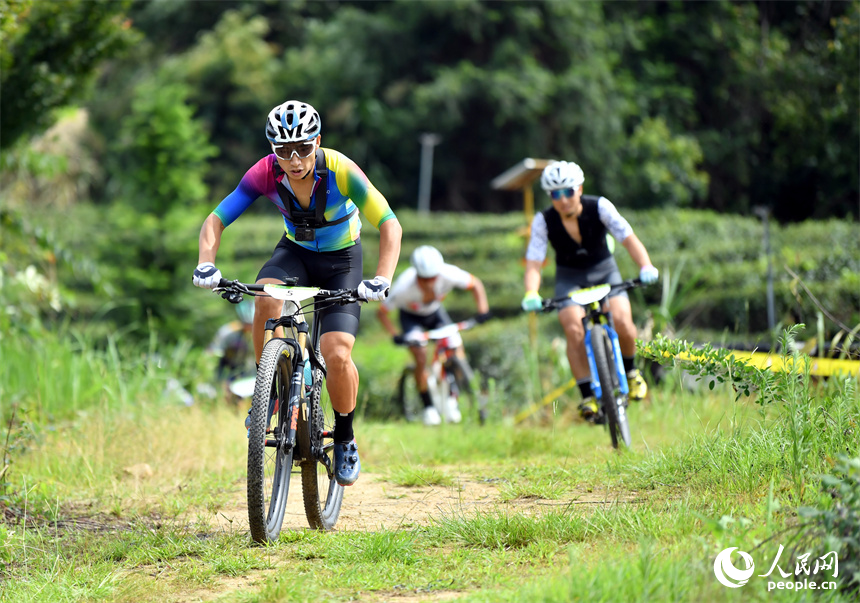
[521,161,659,422]
[193,100,402,486]
[377,245,491,425]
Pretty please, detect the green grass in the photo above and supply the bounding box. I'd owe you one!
[386,465,456,488]
[1,322,858,601]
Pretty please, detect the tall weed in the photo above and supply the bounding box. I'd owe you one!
[640,325,860,503]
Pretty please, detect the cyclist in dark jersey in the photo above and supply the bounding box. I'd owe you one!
[521,161,658,422]
[193,100,402,486]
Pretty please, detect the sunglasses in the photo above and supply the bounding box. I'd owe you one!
[272,140,316,160]
[549,187,577,201]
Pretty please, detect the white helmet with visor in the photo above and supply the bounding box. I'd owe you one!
[266,100,321,161]
[540,161,585,192]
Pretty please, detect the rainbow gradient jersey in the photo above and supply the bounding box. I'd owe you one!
[213,148,396,252]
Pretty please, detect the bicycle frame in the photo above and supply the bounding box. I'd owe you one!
[259,283,336,464]
[414,321,472,393]
[564,284,630,399]
[429,325,464,388]
[397,319,479,423]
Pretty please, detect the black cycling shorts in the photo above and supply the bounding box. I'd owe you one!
[399,307,453,336]
[554,256,627,309]
[257,234,363,336]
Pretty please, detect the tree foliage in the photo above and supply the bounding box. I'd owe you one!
[0,0,139,150]
[6,0,851,219]
[112,76,217,214]
[2,0,857,339]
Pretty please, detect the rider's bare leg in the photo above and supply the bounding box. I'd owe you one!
[410,345,429,391]
[319,331,358,415]
[607,295,637,357]
[558,304,589,380]
[253,278,286,362]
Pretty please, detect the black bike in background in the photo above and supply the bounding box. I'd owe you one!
[214,278,361,542]
[394,318,488,424]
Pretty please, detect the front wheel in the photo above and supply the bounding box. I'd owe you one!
[299,354,344,530]
[396,365,423,422]
[591,325,631,449]
[247,339,295,543]
[446,356,487,424]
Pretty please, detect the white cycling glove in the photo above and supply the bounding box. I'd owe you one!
[193,262,222,289]
[357,276,390,302]
[639,265,659,284]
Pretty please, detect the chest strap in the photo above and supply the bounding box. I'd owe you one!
[273,149,356,228]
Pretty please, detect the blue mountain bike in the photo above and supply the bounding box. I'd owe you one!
[542,279,646,449]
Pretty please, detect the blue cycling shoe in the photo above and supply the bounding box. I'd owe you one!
[333,439,360,486]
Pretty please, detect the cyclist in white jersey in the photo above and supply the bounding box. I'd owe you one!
[521,161,659,422]
[377,246,491,425]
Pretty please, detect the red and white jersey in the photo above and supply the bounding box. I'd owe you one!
[382,264,474,316]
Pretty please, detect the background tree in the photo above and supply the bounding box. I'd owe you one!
[0,0,139,150]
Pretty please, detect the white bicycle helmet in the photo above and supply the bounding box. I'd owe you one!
[265,100,321,143]
[540,161,585,192]
[411,245,444,278]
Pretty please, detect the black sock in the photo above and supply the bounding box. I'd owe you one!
[333,410,354,443]
[420,390,434,408]
[577,379,593,399]
[623,356,636,374]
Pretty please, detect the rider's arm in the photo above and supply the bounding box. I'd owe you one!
[597,196,655,271]
[333,151,402,281]
[621,233,654,270]
[198,213,226,264]
[374,218,402,282]
[199,158,271,264]
[524,260,543,293]
[376,305,399,337]
[596,197,633,242]
[524,212,548,294]
[469,275,490,314]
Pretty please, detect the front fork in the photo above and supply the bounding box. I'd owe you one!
[584,319,630,399]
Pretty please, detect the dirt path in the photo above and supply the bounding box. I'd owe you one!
[211,469,635,535]
[212,471,503,533]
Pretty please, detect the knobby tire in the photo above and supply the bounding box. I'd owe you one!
[591,325,631,449]
[299,351,344,530]
[397,365,423,422]
[447,356,486,424]
[247,339,295,543]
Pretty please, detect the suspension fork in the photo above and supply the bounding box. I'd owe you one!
[582,308,602,399]
[582,306,630,397]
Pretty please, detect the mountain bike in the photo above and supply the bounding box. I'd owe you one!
[541,279,646,449]
[213,278,361,542]
[394,318,488,424]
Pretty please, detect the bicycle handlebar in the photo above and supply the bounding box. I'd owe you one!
[540,278,645,312]
[213,278,362,305]
[394,317,480,346]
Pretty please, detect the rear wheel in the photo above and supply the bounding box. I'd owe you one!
[247,339,295,543]
[299,351,344,530]
[591,325,631,449]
